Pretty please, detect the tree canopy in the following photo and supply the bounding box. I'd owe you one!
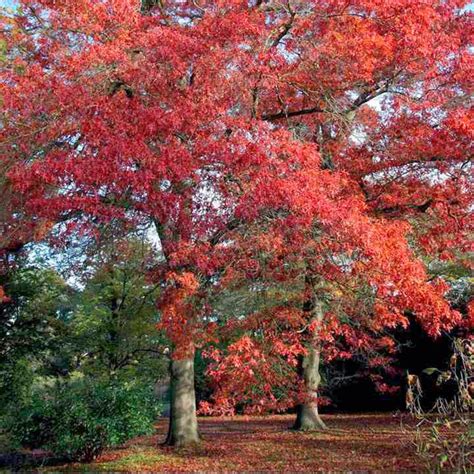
[0,0,472,446]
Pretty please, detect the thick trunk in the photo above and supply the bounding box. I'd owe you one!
[164,351,200,446]
[294,286,327,431]
[293,343,326,430]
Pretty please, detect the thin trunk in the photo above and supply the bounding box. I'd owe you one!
[294,281,327,431]
[164,348,200,446]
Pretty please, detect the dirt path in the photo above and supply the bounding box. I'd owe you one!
[58,413,423,472]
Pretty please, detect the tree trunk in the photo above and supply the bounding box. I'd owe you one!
[293,343,326,431]
[293,281,327,431]
[164,350,200,446]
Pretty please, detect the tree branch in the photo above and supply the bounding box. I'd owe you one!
[261,106,324,121]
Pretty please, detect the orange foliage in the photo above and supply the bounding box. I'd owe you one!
[1,0,471,411]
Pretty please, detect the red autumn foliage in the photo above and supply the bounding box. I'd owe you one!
[1,0,471,417]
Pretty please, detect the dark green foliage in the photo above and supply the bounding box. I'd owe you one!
[0,241,169,463]
[7,378,161,461]
[68,245,165,380]
[0,267,72,416]
[194,349,212,405]
[0,266,72,366]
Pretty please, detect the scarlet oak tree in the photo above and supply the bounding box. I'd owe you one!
[174,0,472,428]
[1,0,472,442]
[199,175,464,426]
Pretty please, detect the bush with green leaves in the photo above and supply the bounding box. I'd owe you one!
[7,377,161,461]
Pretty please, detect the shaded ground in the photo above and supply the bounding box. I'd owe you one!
[51,413,423,472]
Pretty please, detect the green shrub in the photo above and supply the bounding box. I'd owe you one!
[0,358,35,422]
[7,378,161,461]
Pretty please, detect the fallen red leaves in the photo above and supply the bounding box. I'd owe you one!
[66,414,423,472]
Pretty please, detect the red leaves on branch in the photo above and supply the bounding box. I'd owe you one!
[1,0,471,408]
